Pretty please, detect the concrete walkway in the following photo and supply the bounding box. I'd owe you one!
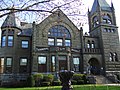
[105,84,120,86]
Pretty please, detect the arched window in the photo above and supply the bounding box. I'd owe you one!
[91,41,95,48]
[113,52,118,62]
[48,25,71,46]
[102,14,112,24]
[87,40,91,48]
[109,52,113,61]
[92,16,99,27]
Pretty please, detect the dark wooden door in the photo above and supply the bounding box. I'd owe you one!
[38,64,47,72]
[59,60,67,71]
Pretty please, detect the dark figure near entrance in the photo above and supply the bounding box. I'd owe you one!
[90,66,100,75]
[59,70,74,90]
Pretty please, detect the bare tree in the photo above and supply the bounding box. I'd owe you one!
[0,0,88,28]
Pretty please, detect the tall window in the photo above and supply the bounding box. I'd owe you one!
[57,39,63,46]
[0,58,4,73]
[19,58,28,73]
[6,58,12,67]
[38,56,47,72]
[73,57,80,72]
[1,36,6,47]
[38,56,47,64]
[102,14,112,24]
[20,58,27,66]
[113,53,118,62]
[22,40,29,48]
[93,16,99,27]
[48,38,54,46]
[48,25,71,47]
[65,39,71,46]
[51,56,56,72]
[109,52,113,61]
[6,57,12,73]
[87,40,90,48]
[91,41,95,48]
[8,36,13,46]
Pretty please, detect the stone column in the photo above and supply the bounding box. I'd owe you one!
[56,52,59,72]
[67,53,71,71]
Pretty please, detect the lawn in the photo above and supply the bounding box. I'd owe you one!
[0,85,120,90]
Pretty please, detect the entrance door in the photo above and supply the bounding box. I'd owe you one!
[59,56,67,71]
[59,60,67,70]
[38,56,47,72]
[88,58,100,75]
[38,64,47,72]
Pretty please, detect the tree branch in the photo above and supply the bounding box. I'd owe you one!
[0,8,53,18]
[23,0,52,9]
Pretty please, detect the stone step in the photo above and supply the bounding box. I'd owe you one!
[95,75,112,84]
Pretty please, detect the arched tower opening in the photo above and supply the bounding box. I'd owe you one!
[88,58,101,75]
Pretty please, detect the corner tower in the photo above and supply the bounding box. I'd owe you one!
[0,11,21,73]
[88,0,120,76]
[1,11,21,47]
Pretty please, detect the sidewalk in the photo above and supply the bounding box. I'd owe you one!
[104,84,120,86]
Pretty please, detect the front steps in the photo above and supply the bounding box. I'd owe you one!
[87,75,112,84]
[95,75,112,84]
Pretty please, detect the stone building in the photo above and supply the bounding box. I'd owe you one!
[0,0,120,82]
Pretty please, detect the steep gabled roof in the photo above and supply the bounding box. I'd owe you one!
[91,0,112,14]
[37,9,79,32]
[1,12,16,28]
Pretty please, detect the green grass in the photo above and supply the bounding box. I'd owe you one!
[0,85,120,90]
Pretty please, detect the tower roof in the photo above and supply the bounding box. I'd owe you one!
[1,12,16,28]
[91,0,112,14]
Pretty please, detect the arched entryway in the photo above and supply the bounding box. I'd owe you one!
[88,58,100,75]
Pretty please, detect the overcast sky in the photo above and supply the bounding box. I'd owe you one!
[0,0,120,37]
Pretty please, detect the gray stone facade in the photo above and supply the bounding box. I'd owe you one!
[0,0,120,82]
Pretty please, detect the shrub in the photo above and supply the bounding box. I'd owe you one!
[33,73,43,87]
[71,80,77,85]
[82,74,87,84]
[77,80,84,85]
[52,80,61,86]
[43,74,54,82]
[72,74,83,81]
[33,73,43,81]
[41,82,50,86]
[72,74,87,85]
[26,75,35,87]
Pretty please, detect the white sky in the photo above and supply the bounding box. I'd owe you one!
[83,0,120,37]
[0,0,120,38]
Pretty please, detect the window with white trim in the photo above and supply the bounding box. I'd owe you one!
[48,38,54,46]
[38,56,46,64]
[65,39,71,46]
[20,58,27,66]
[73,57,80,72]
[57,39,63,46]
[22,40,29,48]
[8,36,13,46]
[6,58,12,67]
[51,56,55,72]
[1,36,6,47]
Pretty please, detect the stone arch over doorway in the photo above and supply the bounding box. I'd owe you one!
[88,58,101,75]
